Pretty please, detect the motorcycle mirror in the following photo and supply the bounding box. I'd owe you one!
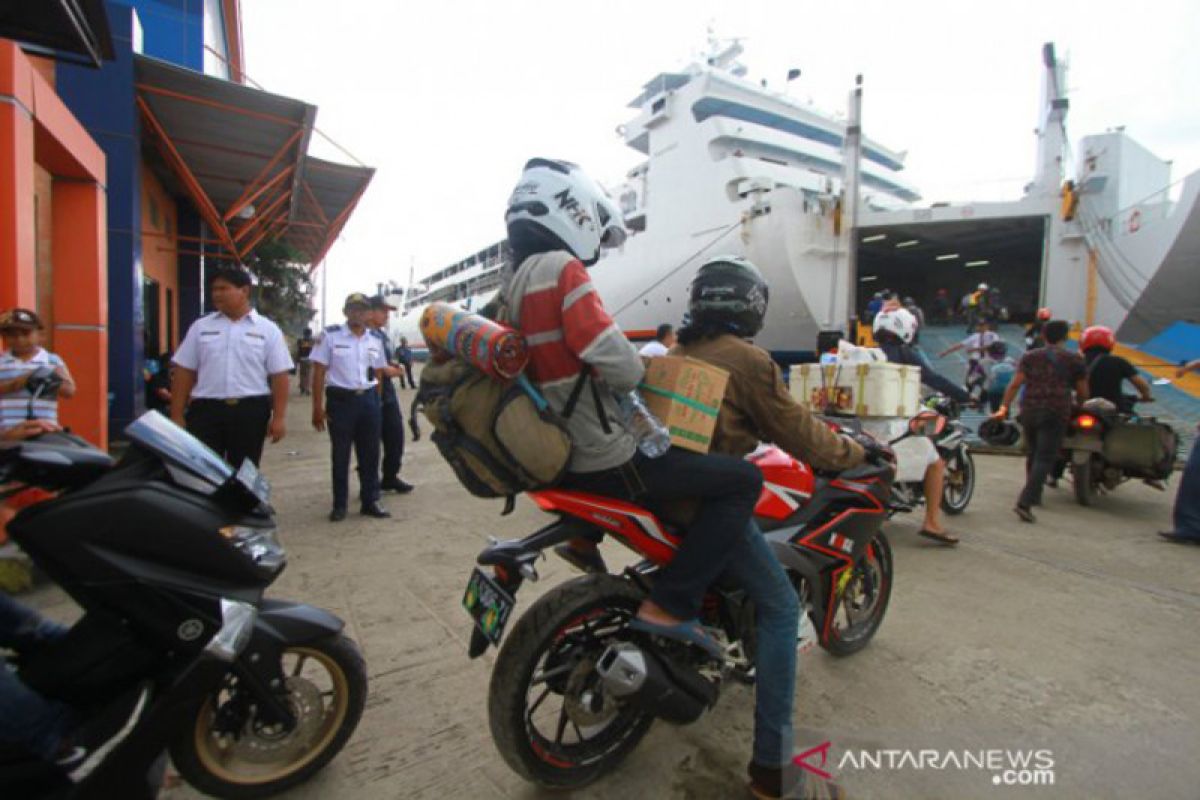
[908,412,946,437]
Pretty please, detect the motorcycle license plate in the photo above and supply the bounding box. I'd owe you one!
[462,568,515,645]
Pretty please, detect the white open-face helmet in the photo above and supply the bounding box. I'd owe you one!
[873,306,919,343]
[977,283,989,291]
[505,158,627,266]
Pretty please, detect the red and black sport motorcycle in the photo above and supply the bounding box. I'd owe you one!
[460,414,939,789]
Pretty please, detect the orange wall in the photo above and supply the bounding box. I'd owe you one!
[140,163,179,352]
[34,164,53,346]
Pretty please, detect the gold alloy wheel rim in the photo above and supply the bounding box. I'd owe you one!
[192,645,350,785]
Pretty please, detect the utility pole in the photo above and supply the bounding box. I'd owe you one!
[842,74,864,331]
[320,258,328,329]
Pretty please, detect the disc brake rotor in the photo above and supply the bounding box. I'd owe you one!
[218,676,327,764]
[563,658,619,728]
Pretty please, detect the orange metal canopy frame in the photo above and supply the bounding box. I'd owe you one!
[133,54,373,268]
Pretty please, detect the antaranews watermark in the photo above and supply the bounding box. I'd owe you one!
[795,743,1056,788]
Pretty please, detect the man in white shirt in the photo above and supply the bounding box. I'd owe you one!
[638,323,676,358]
[310,293,392,521]
[170,267,293,469]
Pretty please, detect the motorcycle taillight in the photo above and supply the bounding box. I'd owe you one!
[1075,414,1099,430]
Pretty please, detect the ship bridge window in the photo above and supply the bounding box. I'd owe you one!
[651,97,666,114]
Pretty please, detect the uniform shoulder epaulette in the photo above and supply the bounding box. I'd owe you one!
[324,324,342,333]
[369,328,386,340]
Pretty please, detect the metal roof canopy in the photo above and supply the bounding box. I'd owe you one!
[134,54,372,269]
[285,156,374,270]
[0,0,115,68]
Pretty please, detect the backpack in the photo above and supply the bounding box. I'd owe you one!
[414,348,591,513]
[987,359,1016,393]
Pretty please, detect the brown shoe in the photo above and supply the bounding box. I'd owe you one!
[748,761,847,799]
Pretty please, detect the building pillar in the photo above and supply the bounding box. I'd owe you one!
[0,42,36,309]
[177,205,203,333]
[52,179,108,447]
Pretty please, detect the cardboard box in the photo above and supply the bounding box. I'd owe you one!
[640,356,730,454]
[789,361,922,418]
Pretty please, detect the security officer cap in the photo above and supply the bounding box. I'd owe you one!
[344,293,372,309]
[368,295,396,310]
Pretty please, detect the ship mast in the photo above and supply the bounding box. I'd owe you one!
[841,74,864,329]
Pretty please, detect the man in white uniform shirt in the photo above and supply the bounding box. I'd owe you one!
[638,324,675,358]
[171,267,293,469]
[310,293,392,522]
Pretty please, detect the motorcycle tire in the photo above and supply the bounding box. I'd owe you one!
[489,573,654,789]
[169,633,367,799]
[942,449,975,515]
[822,531,894,657]
[1073,456,1098,506]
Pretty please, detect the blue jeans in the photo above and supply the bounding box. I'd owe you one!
[723,523,800,768]
[1173,439,1200,538]
[0,594,71,760]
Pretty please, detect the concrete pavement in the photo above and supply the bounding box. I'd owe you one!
[22,386,1200,799]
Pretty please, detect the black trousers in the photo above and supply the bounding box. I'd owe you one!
[326,389,381,510]
[186,396,271,469]
[380,397,405,480]
[1018,408,1068,509]
[561,448,762,620]
[397,363,415,389]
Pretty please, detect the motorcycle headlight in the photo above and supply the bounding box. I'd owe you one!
[218,525,286,572]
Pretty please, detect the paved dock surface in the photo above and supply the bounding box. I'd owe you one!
[22,390,1200,799]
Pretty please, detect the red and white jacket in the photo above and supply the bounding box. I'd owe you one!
[501,251,643,473]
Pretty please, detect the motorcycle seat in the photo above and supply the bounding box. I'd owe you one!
[0,437,114,490]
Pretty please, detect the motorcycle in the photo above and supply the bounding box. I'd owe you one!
[0,412,366,799]
[1061,397,1178,506]
[459,414,937,789]
[886,395,976,516]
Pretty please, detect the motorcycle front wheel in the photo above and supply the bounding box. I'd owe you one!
[169,634,367,799]
[942,449,975,515]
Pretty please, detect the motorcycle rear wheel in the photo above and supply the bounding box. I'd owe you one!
[822,531,893,657]
[1073,456,1098,506]
[942,449,975,515]
[169,634,367,799]
[489,574,654,789]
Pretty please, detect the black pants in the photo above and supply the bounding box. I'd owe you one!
[561,449,763,620]
[398,363,415,389]
[1018,408,1068,509]
[326,389,381,510]
[186,396,271,469]
[380,398,405,481]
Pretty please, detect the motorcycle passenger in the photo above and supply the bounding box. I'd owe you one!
[873,307,969,545]
[983,340,1017,413]
[1080,325,1153,414]
[673,256,868,799]
[496,158,762,658]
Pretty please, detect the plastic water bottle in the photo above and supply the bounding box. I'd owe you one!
[620,391,672,458]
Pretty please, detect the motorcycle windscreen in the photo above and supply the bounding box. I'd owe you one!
[124,410,232,490]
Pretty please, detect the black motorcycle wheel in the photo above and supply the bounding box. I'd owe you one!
[822,531,893,657]
[489,574,654,789]
[942,449,975,515]
[169,634,367,799]
[1073,456,1098,506]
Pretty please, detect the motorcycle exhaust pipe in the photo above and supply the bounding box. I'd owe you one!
[595,641,715,724]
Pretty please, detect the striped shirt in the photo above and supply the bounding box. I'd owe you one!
[0,348,66,430]
[501,251,643,473]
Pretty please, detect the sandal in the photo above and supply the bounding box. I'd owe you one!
[553,543,608,574]
[918,529,959,546]
[629,617,725,660]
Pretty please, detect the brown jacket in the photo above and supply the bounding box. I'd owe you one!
[673,334,864,471]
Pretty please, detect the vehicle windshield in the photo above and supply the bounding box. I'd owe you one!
[124,410,232,489]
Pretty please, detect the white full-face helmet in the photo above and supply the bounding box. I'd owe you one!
[505,158,627,266]
[873,306,919,344]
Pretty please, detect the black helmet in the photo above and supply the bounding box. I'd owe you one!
[687,256,769,337]
[978,418,1021,447]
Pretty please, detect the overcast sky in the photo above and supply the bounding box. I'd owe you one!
[240,0,1200,316]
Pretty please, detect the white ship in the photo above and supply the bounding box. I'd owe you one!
[391,37,918,356]
[392,40,1200,358]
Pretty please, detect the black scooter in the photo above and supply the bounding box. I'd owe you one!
[0,412,367,799]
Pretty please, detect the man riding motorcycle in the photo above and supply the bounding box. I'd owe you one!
[673,255,875,798]
[872,307,970,544]
[494,158,762,658]
[1080,325,1153,413]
